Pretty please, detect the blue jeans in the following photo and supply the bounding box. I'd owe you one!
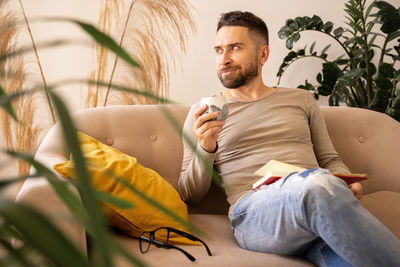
[229,169,400,266]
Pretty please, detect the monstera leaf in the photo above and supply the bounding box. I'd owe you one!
[277,0,400,121]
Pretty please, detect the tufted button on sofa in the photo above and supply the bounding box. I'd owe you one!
[16,105,400,266]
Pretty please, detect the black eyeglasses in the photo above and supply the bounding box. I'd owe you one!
[138,227,212,262]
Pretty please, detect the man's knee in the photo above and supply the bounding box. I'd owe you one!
[299,170,346,201]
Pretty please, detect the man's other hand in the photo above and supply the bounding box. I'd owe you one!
[194,105,225,153]
[349,182,363,200]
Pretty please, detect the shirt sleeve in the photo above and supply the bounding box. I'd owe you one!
[306,94,350,174]
[178,103,217,204]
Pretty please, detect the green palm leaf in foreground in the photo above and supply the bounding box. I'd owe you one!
[0,84,18,121]
[0,200,90,267]
[0,13,215,266]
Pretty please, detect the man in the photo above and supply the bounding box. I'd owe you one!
[178,11,400,266]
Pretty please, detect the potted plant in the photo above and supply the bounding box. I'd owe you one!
[277,0,400,121]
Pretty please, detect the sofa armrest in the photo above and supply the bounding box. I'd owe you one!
[16,177,87,254]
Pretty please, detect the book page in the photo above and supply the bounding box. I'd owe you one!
[254,160,306,176]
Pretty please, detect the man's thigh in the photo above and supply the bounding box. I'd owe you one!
[229,169,348,255]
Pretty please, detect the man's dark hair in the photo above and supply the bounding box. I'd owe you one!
[217,11,269,46]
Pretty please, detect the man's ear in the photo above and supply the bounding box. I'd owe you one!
[260,45,270,64]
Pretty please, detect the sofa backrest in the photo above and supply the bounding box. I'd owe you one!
[68,105,230,214]
[38,104,400,215]
[320,106,400,195]
[71,105,189,189]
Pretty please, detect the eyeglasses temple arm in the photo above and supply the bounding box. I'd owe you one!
[165,244,196,262]
[168,228,212,256]
[149,238,196,262]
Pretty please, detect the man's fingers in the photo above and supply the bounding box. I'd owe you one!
[202,126,221,137]
[193,104,225,153]
[194,111,222,130]
[349,182,363,200]
[196,121,225,135]
[194,105,208,119]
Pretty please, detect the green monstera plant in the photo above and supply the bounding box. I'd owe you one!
[277,0,400,121]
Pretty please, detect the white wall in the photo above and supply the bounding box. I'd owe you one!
[6,0,398,107]
[0,0,100,190]
[1,0,397,182]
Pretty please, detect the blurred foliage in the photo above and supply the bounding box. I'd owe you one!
[0,13,203,267]
[0,3,224,266]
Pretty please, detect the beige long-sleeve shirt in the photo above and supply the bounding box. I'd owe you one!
[178,87,349,213]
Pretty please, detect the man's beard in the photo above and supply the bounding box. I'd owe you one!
[217,59,258,89]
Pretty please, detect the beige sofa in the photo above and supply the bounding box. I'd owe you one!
[16,105,400,266]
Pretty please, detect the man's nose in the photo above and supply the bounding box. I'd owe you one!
[221,51,232,66]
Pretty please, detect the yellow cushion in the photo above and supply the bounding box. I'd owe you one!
[54,131,197,245]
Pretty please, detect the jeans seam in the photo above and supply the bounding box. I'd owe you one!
[317,244,328,267]
[314,200,358,265]
[233,227,247,249]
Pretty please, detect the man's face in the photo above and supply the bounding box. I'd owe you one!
[214,26,259,89]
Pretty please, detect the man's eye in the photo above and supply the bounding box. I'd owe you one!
[232,46,240,50]
[216,48,223,54]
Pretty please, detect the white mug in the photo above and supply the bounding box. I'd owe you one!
[200,95,229,121]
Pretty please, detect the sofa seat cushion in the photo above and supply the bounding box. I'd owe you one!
[113,214,313,267]
[360,191,400,239]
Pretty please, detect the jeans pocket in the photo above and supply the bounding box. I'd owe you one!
[233,227,247,249]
